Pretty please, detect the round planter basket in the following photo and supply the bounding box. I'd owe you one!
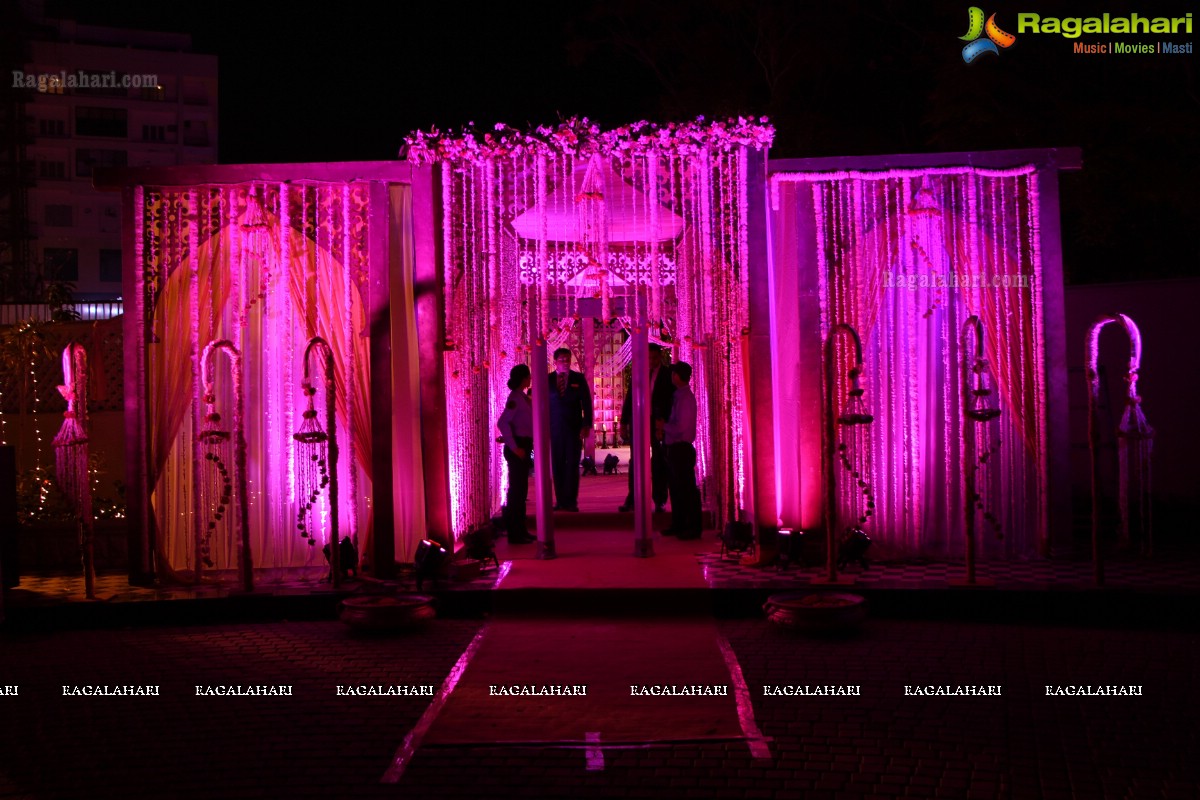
[340,594,436,631]
[764,592,867,632]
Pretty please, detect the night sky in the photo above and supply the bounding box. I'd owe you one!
[42,0,1199,283]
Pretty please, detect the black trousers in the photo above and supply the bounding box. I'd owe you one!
[550,428,582,508]
[666,442,701,536]
[503,436,533,538]
[625,438,670,508]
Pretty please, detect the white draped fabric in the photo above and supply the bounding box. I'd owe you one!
[775,168,1047,558]
[141,184,378,580]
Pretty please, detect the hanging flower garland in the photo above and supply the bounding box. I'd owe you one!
[403,116,775,165]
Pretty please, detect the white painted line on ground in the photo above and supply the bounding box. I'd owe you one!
[585,731,605,771]
[380,624,490,784]
[716,631,773,760]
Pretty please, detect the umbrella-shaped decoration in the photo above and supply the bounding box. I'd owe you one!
[52,342,95,599]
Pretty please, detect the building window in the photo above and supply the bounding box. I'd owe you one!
[45,204,73,227]
[140,84,166,101]
[38,118,66,137]
[75,106,128,138]
[182,119,209,147]
[76,148,127,178]
[38,160,67,180]
[99,249,122,283]
[44,248,79,281]
[142,124,166,142]
[99,206,120,234]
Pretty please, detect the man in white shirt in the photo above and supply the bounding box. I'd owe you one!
[618,344,675,513]
[662,361,701,539]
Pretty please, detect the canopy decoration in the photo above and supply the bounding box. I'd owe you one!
[406,116,774,537]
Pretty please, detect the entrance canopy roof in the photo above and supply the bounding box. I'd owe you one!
[510,156,685,244]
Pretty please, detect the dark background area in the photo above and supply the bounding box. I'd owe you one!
[38,0,1200,284]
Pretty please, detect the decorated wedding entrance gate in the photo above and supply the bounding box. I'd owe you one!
[406,118,776,555]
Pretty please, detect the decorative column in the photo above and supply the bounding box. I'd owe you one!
[632,326,653,557]
[531,336,555,559]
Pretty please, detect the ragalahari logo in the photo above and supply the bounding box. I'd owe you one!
[960,7,1017,62]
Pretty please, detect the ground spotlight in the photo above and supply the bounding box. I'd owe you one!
[720,521,755,561]
[414,539,448,590]
[776,528,805,571]
[836,528,872,571]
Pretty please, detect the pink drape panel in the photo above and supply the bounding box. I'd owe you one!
[800,169,1046,557]
[284,227,372,483]
[146,187,373,576]
[284,225,374,558]
[944,179,1040,457]
[148,225,231,578]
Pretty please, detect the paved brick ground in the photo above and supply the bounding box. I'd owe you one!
[0,619,483,800]
[2,612,1195,799]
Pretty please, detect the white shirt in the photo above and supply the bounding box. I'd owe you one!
[663,383,697,445]
[497,389,533,443]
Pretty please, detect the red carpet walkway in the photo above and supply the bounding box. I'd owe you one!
[422,617,746,745]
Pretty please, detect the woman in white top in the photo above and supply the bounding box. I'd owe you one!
[496,364,535,543]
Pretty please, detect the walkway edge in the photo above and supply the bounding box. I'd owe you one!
[716,630,772,760]
[380,622,491,783]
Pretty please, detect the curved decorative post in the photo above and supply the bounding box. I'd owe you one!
[1086,314,1154,586]
[200,340,252,592]
[52,342,95,599]
[953,316,1001,587]
[816,323,872,585]
[294,337,341,586]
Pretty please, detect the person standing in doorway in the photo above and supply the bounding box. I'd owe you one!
[662,361,701,539]
[547,348,592,512]
[618,344,675,513]
[496,364,535,544]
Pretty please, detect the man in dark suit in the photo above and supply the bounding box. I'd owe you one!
[547,347,593,512]
[618,344,675,513]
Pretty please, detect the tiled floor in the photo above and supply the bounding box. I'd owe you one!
[695,546,1200,591]
[6,566,344,604]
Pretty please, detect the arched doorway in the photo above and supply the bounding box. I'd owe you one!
[410,118,774,555]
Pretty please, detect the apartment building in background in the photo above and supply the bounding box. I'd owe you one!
[3,3,217,301]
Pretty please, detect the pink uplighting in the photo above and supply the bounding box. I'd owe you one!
[135,184,372,580]
[773,165,1048,558]
[104,138,1078,576]
[421,118,772,537]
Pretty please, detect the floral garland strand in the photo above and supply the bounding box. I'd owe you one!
[404,116,775,166]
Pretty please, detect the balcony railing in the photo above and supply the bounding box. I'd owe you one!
[0,301,124,326]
